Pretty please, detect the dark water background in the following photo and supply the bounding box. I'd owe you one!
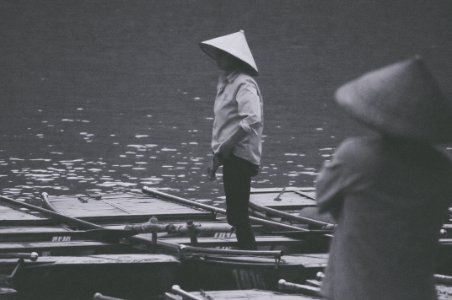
[1,0,451,202]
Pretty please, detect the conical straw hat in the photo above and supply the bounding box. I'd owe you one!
[335,56,452,144]
[200,30,258,75]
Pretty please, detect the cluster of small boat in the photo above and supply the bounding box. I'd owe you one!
[0,186,451,299]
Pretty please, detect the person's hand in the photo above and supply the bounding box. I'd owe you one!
[207,154,222,181]
[218,141,233,160]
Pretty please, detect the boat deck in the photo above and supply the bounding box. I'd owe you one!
[43,192,214,223]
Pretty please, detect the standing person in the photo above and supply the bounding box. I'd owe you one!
[316,56,452,300]
[200,30,264,250]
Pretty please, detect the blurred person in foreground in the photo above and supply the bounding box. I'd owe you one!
[316,56,452,300]
[200,30,263,250]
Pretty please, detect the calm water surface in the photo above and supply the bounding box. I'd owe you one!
[0,1,451,204]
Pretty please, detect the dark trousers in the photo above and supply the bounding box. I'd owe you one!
[222,154,259,250]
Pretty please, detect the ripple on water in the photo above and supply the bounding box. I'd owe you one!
[97,181,137,187]
[140,177,163,185]
[60,159,84,164]
[30,158,52,162]
[299,171,318,176]
[9,157,25,161]
[132,167,146,171]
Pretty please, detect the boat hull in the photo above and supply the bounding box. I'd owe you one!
[2,254,179,300]
[177,254,327,291]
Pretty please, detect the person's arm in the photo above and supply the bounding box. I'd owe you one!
[217,81,261,159]
[316,139,362,219]
[316,158,346,219]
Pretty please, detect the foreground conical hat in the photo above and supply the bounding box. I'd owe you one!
[200,30,258,75]
[335,56,452,143]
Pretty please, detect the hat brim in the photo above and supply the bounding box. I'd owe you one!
[335,57,452,144]
[199,43,259,76]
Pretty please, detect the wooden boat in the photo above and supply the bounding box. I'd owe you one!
[0,189,330,293]
[0,188,452,296]
[40,191,214,224]
[0,195,189,300]
[0,200,51,226]
[0,253,179,300]
[135,188,329,290]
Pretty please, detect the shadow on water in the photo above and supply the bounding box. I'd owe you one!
[0,0,451,204]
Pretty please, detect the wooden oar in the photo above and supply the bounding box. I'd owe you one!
[179,244,283,259]
[278,279,322,297]
[249,200,335,229]
[271,230,333,239]
[142,187,306,232]
[0,196,136,241]
[0,252,39,261]
[169,285,205,300]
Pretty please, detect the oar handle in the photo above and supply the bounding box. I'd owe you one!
[92,293,126,300]
[170,285,205,300]
[0,252,39,261]
[278,279,321,296]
